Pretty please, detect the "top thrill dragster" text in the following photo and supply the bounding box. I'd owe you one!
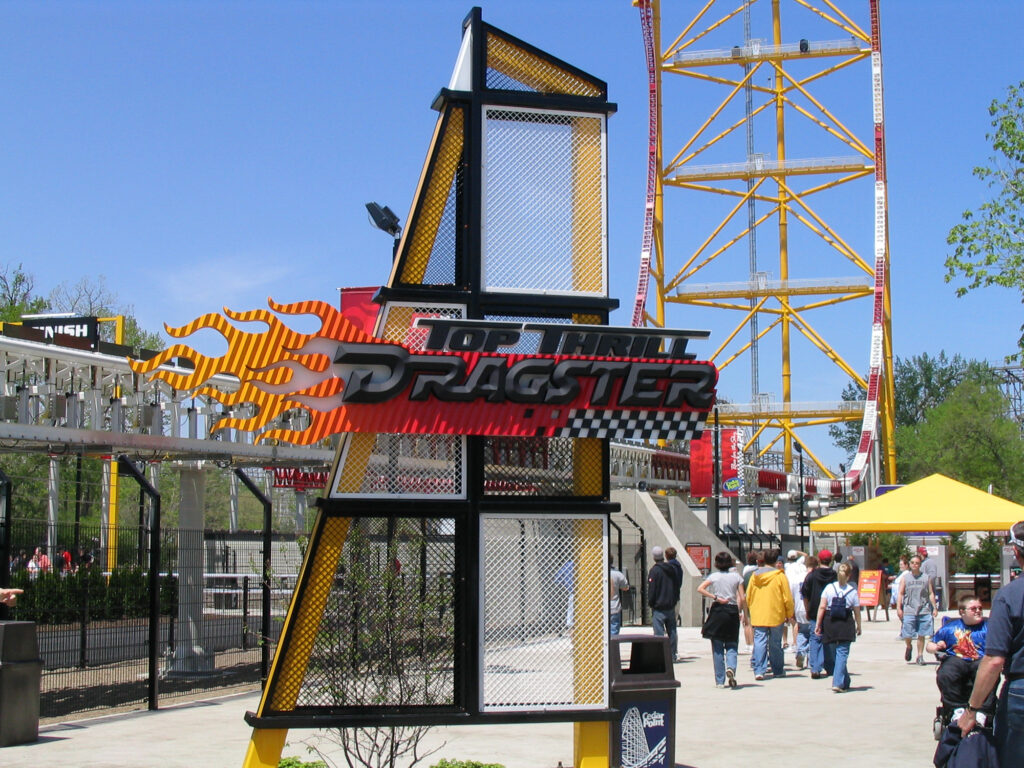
[333,319,716,412]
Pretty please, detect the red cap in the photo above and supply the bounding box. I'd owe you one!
[917,546,928,556]
[817,549,832,564]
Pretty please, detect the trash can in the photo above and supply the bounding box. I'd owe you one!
[609,635,680,768]
[0,621,41,747]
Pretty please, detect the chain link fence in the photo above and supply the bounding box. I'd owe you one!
[0,452,312,720]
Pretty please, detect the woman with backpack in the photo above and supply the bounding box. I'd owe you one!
[814,562,862,693]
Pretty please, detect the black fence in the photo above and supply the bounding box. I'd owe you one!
[0,457,304,721]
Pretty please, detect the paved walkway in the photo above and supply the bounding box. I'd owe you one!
[2,612,946,768]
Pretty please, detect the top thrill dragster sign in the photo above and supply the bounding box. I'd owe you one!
[130,299,718,446]
[332,318,717,442]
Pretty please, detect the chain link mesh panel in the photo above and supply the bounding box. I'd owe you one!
[484,436,603,497]
[481,513,606,711]
[482,108,606,296]
[333,433,466,499]
[294,517,456,709]
[400,106,464,287]
[485,32,604,97]
[380,302,464,349]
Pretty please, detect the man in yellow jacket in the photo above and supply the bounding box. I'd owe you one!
[746,549,796,680]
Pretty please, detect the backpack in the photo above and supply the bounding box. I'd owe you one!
[829,586,853,620]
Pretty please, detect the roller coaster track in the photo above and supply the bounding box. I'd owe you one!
[631,0,895,498]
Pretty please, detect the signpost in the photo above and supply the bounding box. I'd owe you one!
[858,570,887,621]
[685,543,712,576]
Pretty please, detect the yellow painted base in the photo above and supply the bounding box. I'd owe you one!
[242,728,288,768]
[573,721,610,768]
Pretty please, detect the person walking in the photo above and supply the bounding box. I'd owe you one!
[801,549,838,679]
[918,545,941,608]
[608,555,629,636]
[889,555,909,609]
[790,554,815,669]
[698,551,747,689]
[897,553,938,665]
[746,548,794,680]
[814,562,861,692]
[958,521,1024,762]
[664,546,684,660]
[648,546,679,660]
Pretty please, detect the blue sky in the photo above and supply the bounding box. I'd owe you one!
[2,1,1022,468]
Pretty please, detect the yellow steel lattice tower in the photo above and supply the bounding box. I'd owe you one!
[639,0,896,486]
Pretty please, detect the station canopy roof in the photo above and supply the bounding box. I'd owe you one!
[810,474,1024,533]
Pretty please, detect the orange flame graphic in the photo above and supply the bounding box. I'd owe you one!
[130,298,374,446]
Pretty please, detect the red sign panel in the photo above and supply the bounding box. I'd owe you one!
[685,543,712,573]
[858,570,882,607]
[720,428,743,498]
[689,432,712,497]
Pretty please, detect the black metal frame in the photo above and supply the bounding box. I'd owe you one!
[233,468,273,683]
[115,454,161,710]
[0,468,11,620]
[250,7,621,730]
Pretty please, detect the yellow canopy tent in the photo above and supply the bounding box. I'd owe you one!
[810,474,1024,533]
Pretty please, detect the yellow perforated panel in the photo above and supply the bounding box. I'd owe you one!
[400,107,465,285]
[571,116,604,294]
[572,516,605,705]
[261,514,351,713]
[572,438,604,497]
[332,433,377,495]
[486,32,603,97]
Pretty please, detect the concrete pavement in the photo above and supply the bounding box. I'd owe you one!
[2,612,948,768]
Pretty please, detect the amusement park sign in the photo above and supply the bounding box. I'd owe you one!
[332,318,718,442]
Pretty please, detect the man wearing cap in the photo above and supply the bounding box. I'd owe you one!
[801,549,838,678]
[648,546,681,660]
[918,545,940,606]
[958,521,1024,761]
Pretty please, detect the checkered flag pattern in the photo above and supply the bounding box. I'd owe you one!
[556,409,708,441]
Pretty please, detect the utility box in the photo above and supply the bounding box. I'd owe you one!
[0,621,42,747]
[609,635,680,768]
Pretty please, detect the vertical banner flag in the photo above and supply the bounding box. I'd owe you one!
[720,428,743,498]
[689,432,712,497]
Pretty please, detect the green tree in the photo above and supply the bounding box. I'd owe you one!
[848,532,909,568]
[0,263,48,321]
[896,370,1024,500]
[968,534,1005,574]
[829,352,984,461]
[945,81,1024,358]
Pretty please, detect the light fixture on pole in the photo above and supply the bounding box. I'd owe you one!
[365,202,402,258]
[838,462,847,510]
[794,441,805,550]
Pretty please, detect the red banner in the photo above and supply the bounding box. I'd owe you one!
[689,428,742,497]
[721,428,742,497]
[689,432,712,497]
[270,467,329,491]
[339,286,381,336]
